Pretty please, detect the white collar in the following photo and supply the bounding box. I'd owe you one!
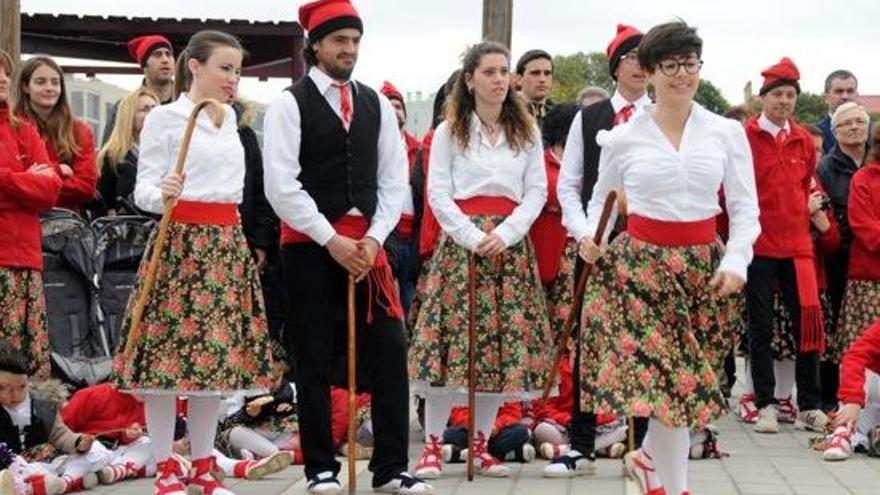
[610,90,652,114]
[758,113,790,137]
[3,393,31,429]
[309,66,354,97]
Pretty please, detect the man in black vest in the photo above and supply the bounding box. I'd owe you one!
[545,23,652,478]
[263,1,432,494]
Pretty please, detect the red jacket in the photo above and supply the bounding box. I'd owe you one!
[846,162,880,280]
[44,120,97,212]
[61,383,146,445]
[0,108,62,270]
[403,131,419,176]
[529,149,568,284]
[448,402,523,435]
[330,387,372,448]
[838,317,880,406]
[418,130,442,257]
[745,117,816,258]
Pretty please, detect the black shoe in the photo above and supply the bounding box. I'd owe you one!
[307,471,341,494]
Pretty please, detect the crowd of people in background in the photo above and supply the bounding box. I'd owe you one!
[1,1,879,495]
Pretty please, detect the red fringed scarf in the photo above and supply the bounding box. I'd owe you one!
[793,256,825,353]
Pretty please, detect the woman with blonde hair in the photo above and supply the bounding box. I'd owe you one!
[12,55,96,215]
[97,88,160,215]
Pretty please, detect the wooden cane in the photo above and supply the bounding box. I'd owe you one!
[625,417,639,494]
[124,99,226,357]
[347,275,357,494]
[540,189,626,402]
[466,253,477,482]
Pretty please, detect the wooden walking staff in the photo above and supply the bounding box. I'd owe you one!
[540,189,627,402]
[123,99,226,357]
[346,275,357,494]
[625,417,639,495]
[466,253,477,482]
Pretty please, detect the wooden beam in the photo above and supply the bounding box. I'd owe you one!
[0,0,20,63]
[482,0,512,49]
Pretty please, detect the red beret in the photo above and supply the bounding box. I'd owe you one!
[606,24,643,79]
[380,81,404,103]
[127,35,172,66]
[299,0,363,41]
[760,57,801,95]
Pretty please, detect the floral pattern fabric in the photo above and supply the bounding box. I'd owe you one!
[0,267,50,380]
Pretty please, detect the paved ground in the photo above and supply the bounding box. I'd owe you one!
[90,360,880,495]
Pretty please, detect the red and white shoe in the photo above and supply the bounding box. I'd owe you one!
[473,432,510,478]
[539,442,570,460]
[737,394,759,423]
[413,435,443,479]
[154,458,187,495]
[777,396,798,424]
[623,449,666,495]
[60,473,97,493]
[822,426,853,462]
[97,464,130,485]
[231,451,293,480]
[24,474,66,495]
[188,457,235,495]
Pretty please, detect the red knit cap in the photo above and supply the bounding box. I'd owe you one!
[760,57,801,95]
[606,24,643,79]
[299,0,363,41]
[127,35,172,67]
[380,81,403,103]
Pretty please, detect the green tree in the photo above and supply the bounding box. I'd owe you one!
[550,52,613,103]
[795,92,827,124]
[694,79,730,115]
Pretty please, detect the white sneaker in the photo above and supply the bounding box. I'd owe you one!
[539,442,569,460]
[755,405,779,434]
[541,450,595,478]
[413,436,443,479]
[503,443,536,463]
[473,432,510,477]
[796,409,830,433]
[822,426,853,462]
[373,472,434,494]
[307,471,341,494]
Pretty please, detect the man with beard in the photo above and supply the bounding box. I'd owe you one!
[263,1,432,494]
[102,35,174,144]
[515,49,554,128]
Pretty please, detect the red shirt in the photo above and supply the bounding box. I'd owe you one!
[418,130,442,257]
[745,117,816,258]
[847,162,880,280]
[43,119,97,213]
[838,317,880,406]
[61,383,146,445]
[0,108,62,270]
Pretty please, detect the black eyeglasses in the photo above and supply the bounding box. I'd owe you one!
[657,59,703,76]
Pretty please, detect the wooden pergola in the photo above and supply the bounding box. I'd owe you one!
[14,11,305,82]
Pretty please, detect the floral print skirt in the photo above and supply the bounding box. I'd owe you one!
[112,221,273,395]
[578,233,740,429]
[831,279,880,362]
[0,267,50,380]
[543,239,578,341]
[408,215,553,400]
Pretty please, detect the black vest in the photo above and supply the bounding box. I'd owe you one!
[286,78,381,223]
[0,397,58,454]
[579,99,616,208]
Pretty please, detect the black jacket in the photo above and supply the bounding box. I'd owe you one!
[235,104,280,253]
[96,149,139,215]
[0,397,58,455]
[817,143,868,247]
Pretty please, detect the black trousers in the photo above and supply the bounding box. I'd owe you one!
[822,248,850,409]
[746,256,822,411]
[282,243,410,485]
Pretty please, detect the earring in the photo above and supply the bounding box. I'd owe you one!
[467,86,474,95]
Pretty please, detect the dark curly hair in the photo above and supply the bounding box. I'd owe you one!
[0,344,31,376]
[541,102,579,148]
[637,21,702,73]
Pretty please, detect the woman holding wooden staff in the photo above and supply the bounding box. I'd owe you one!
[577,21,760,495]
[408,40,553,479]
[112,30,273,495]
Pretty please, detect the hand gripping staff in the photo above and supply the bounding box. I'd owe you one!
[540,189,627,402]
[123,99,226,358]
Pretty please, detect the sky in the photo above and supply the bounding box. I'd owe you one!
[23,0,880,105]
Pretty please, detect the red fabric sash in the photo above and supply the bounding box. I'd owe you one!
[794,256,825,353]
[171,201,238,225]
[455,196,518,216]
[282,215,403,323]
[396,214,414,240]
[529,211,568,284]
[627,214,716,247]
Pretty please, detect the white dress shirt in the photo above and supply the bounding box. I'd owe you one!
[558,90,652,242]
[583,102,761,280]
[757,112,790,138]
[427,116,547,252]
[263,67,407,246]
[134,94,244,214]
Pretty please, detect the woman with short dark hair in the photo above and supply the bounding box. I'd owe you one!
[577,21,760,495]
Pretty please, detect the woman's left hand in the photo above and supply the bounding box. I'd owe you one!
[709,271,745,297]
[476,233,505,258]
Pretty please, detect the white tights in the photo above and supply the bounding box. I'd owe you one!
[642,419,689,495]
[144,394,222,462]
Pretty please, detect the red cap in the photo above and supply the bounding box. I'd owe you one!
[606,24,643,79]
[299,0,363,41]
[127,35,172,66]
[380,81,404,103]
[760,57,801,95]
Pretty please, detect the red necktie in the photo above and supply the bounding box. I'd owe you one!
[776,128,788,147]
[613,103,635,126]
[333,82,352,130]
